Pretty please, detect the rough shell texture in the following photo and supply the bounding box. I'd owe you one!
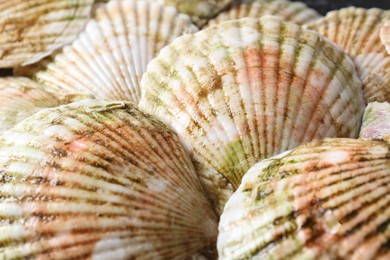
[380,21,390,54]
[0,0,93,67]
[0,99,217,259]
[140,16,365,215]
[207,0,321,28]
[33,0,198,103]
[305,7,390,102]
[360,102,390,143]
[218,138,390,259]
[0,77,60,135]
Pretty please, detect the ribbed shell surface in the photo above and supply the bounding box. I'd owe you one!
[139,16,365,214]
[305,7,390,102]
[206,0,321,28]
[380,21,390,54]
[0,99,218,259]
[218,138,390,259]
[0,0,93,67]
[360,102,390,143]
[0,77,60,135]
[34,0,198,103]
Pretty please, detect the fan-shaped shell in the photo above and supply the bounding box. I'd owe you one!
[360,102,390,143]
[218,138,390,259]
[140,16,365,214]
[380,21,390,54]
[305,7,390,102]
[33,0,198,103]
[0,77,61,135]
[0,0,93,67]
[0,99,217,259]
[206,0,321,28]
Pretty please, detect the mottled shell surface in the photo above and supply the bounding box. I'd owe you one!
[305,7,390,102]
[0,0,93,67]
[207,0,321,28]
[33,0,198,103]
[360,102,390,143]
[380,21,390,54]
[218,138,390,259]
[0,99,217,259]
[140,16,365,214]
[0,77,60,135]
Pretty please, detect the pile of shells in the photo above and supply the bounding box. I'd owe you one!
[0,0,389,259]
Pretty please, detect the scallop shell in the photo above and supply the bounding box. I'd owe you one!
[0,0,93,67]
[139,16,365,214]
[206,0,321,28]
[360,102,390,143]
[305,7,390,102]
[0,99,217,259]
[0,77,61,135]
[218,138,390,259]
[33,0,198,103]
[380,21,390,54]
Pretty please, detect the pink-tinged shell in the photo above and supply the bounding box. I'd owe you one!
[305,7,390,102]
[139,16,365,215]
[360,102,390,143]
[0,0,93,67]
[207,0,321,28]
[0,99,217,259]
[218,138,390,259]
[380,21,390,54]
[33,0,198,103]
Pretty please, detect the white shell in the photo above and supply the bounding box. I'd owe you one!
[360,101,390,143]
[380,21,390,54]
[0,0,93,67]
[305,7,390,102]
[207,0,321,28]
[218,138,390,259]
[0,99,217,259]
[33,0,198,103]
[0,77,61,134]
[140,16,365,214]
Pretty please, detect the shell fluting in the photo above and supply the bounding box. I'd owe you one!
[0,0,93,67]
[33,0,198,103]
[360,102,390,143]
[206,0,321,28]
[218,138,390,259]
[140,16,365,214]
[0,77,61,135]
[0,99,217,259]
[305,7,390,102]
[380,21,390,54]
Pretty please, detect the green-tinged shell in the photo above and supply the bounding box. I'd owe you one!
[140,16,365,214]
[218,138,390,259]
[381,21,390,54]
[360,102,390,143]
[305,7,390,102]
[0,77,60,135]
[0,0,93,67]
[0,99,217,259]
[206,0,321,28]
[33,0,198,103]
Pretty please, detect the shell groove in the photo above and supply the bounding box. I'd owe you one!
[305,7,390,102]
[0,77,60,135]
[360,102,390,143]
[380,21,390,54]
[206,0,321,28]
[140,16,365,214]
[33,0,198,103]
[218,138,390,259]
[0,0,93,67]
[0,99,217,259]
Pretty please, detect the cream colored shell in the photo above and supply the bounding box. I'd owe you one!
[360,102,390,143]
[0,0,93,67]
[140,16,365,215]
[218,138,390,259]
[33,0,198,103]
[0,99,217,259]
[380,21,390,54]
